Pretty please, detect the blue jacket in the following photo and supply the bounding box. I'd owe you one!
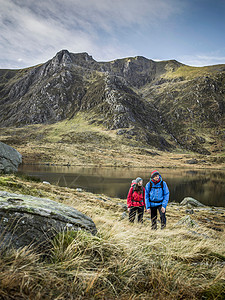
[145,176,169,209]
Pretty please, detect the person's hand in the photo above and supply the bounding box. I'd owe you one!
[161,207,165,213]
[147,209,151,213]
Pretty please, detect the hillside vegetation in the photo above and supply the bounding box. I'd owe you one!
[0,174,224,299]
[0,111,224,169]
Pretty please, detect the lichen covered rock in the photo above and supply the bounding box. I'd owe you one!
[0,191,97,250]
[180,197,205,207]
[0,142,22,173]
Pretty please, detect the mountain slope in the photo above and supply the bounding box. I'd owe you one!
[141,65,225,154]
[0,50,224,155]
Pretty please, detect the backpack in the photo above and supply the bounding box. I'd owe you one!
[131,185,144,204]
[150,180,164,192]
[149,181,164,202]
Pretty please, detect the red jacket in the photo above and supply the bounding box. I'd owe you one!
[127,186,145,208]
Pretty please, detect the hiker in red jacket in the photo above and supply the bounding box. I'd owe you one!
[127,177,145,223]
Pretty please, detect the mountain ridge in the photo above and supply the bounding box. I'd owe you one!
[0,50,224,156]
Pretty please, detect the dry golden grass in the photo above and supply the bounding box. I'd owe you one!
[0,175,224,299]
[0,113,224,169]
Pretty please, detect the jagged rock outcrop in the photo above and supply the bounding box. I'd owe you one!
[0,50,180,128]
[79,73,172,149]
[0,142,22,173]
[0,191,97,251]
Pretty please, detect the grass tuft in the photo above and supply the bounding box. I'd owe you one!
[0,175,224,299]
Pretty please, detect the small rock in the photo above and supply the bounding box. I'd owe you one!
[117,129,127,135]
[186,159,198,164]
[204,218,211,222]
[188,230,210,239]
[43,181,51,185]
[185,209,194,214]
[180,197,205,207]
[96,197,107,202]
[125,135,132,139]
[175,215,199,227]
[117,203,127,211]
[120,212,128,220]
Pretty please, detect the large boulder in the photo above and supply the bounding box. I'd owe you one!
[180,197,205,207]
[0,142,22,173]
[0,191,97,251]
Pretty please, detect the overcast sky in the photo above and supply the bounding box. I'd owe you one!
[1,0,225,69]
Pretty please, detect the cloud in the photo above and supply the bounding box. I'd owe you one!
[0,0,183,68]
[179,54,225,67]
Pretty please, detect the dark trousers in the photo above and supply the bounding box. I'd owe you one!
[129,206,144,223]
[150,205,166,229]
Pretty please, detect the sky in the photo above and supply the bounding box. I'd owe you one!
[1,0,225,69]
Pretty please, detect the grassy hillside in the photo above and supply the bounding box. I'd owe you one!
[141,64,225,156]
[0,112,224,169]
[163,64,225,80]
[0,174,224,299]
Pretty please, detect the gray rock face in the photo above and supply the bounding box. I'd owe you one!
[0,51,180,152]
[0,191,97,251]
[180,197,205,207]
[0,142,22,173]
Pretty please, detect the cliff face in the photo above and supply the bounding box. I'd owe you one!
[0,50,224,153]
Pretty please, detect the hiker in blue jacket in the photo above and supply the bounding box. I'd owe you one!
[145,170,169,229]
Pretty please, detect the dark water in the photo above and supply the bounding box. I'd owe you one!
[18,165,225,207]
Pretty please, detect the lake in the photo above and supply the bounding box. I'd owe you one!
[18,165,225,207]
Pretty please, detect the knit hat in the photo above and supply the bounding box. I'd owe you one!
[151,170,160,179]
[135,177,143,183]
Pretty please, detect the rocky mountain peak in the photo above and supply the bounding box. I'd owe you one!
[50,50,95,70]
[0,50,224,154]
[53,49,72,65]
